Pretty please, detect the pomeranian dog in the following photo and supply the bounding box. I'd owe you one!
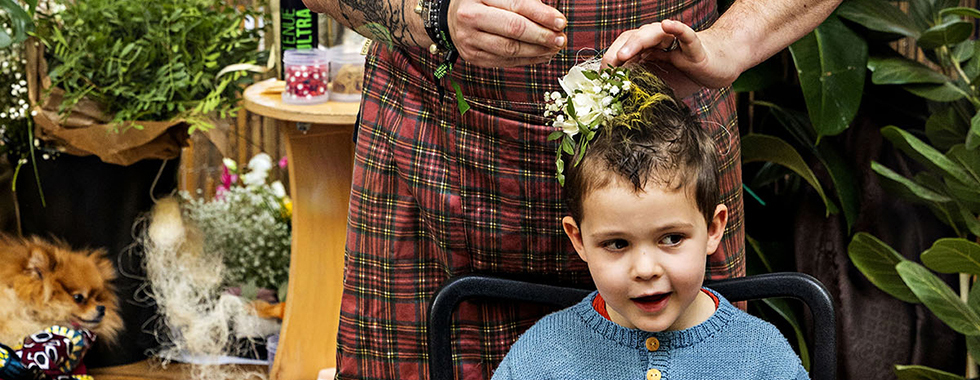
[0,235,122,347]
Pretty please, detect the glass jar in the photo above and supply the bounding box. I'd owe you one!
[282,49,330,105]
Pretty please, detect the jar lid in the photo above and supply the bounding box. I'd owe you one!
[283,48,330,65]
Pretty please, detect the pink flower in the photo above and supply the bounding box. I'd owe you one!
[216,166,239,200]
[278,156,288,169]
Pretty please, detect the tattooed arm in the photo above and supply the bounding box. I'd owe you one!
[302,0,567,67]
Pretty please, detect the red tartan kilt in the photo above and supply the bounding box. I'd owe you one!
[337,0,743,378]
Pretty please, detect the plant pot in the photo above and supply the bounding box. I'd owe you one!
[14,153,180,368]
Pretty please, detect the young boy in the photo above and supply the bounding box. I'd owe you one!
[491,65,808,380]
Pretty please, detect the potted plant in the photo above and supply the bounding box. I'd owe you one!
[8,0,270,367]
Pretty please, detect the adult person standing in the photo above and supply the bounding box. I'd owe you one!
[301,0,839,379]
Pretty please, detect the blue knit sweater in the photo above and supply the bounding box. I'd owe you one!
[492,288,809,380]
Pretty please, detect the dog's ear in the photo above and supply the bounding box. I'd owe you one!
[92,249,117,282]
[26,246,56,278]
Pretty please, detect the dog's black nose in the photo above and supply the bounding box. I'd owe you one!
[96,305,105,317]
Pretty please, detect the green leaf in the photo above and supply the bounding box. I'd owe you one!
[946,144,980,187]
[547,131,564,141]
[926,107,969,151]
[918,20,974,50]
[968,110,980,150]
[867,56,950,85]
[732,56,783,92]
[741,134,837,215]
[896,261,980,335]
[789,15,867,138]
[920,238,980,274]
[903,82,967,102]
[0,0,33,44]
[872,161,953,203]
[761,298,811,370]
[881,126,975,185]
[817,144,860,232]
[893,365,966,380]
[952,40,976,63]
[837,0,921,38]
[848,232,919,303]
[0,30,11,49]
[940,7,980,19]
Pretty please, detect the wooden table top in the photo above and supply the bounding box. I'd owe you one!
[243,78,360,125]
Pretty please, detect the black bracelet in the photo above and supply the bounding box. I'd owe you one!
[415,0,457,59]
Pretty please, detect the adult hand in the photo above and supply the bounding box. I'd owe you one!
[449,0,568,67]
[601,19,742,98]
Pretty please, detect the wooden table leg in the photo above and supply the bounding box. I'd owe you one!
[271,121,354,380]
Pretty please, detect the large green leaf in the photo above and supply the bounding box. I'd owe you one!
[0,0,33,46]
[741,134,837,215]
[881,126,975,185]
[940,7,980,20]
[968,110,980,150]
[848,232,919,303]
[969,285,980,359]
[925,106,969,151]
[732,56,783,92]
[873,161,953,203]
[867,56,949,85]
[761,298,811,370]
[947,144,980,186]
[754,102,859,231]
[918,20,974,50]
[952,40,976,63]
[920,238,980,274]
[903,82,967,102]
[896,261,980,335]
[837,0,921,38]
[893,365,966,380]
[789,15,867,138]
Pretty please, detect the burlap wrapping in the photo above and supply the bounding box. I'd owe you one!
[24,38,188,166]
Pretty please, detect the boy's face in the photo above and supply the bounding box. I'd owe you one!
[562,179,727,332]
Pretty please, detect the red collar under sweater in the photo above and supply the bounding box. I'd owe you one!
[592,288,720,321]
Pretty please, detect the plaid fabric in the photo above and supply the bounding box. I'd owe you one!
[337,0,743,378]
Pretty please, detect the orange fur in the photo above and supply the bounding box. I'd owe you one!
[0,235,122,347]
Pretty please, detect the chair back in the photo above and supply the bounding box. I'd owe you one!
[427,272,835,380]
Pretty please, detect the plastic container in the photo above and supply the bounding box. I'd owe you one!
[266,333,279,371]
[327,45,365,102]
[282,49,330,105]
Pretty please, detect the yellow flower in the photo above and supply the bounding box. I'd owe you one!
[281,197,293,219]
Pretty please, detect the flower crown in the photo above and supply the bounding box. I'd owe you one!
[546,65,631,186]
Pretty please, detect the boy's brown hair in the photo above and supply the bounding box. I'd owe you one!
[562,65,721,224]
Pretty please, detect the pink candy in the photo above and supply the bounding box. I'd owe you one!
[284,64,329,100]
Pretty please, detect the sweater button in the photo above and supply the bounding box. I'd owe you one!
[646,368,662,380]
[645,337,660,351]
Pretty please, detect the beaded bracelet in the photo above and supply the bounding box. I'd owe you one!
[415,0,469,114]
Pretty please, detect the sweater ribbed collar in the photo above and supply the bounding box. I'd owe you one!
[573,287,738,351]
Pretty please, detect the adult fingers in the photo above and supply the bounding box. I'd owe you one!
[460,31,562,60]
[455,3,565,49]
[601,30,635,67]
[482,0,567,31]
[612,23,671,65]
[661,19,706,63]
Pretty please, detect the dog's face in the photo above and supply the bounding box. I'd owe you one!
[10,238,123,344]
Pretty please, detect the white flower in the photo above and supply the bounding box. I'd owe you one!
[222,158,238,172]
[551,91,562,100]
[270,181,287,198]
[623,80,631,91]
[248,153,273,174]
[600,72,610,79]
[559,66,592,97]
[242,170,267,187]
[554,115,579,136]
[601,96,613,106]
[610,86,620,96]
[570,92,603,126]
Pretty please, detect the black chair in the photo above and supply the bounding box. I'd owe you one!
[428,272,835,380]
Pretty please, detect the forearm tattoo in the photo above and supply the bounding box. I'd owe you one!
[337,0,421,48]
